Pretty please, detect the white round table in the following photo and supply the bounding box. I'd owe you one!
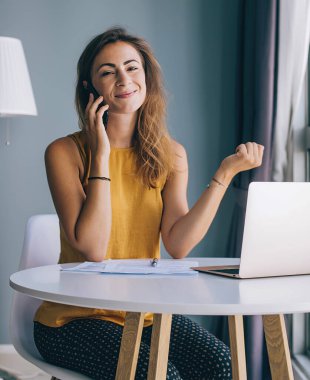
[9,257,310,315]
[11,258,308,379]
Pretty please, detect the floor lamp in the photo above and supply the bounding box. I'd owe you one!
[0,36,37,145]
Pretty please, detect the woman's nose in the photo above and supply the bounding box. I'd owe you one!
[116,70,132,86]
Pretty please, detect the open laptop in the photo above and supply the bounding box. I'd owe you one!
[192,182,310,279]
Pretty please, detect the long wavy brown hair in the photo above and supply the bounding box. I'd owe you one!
[75,27,175,188]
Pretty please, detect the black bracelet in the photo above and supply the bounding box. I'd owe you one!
[206,177,228,189]
[88,176,111,182]
[212,177,227,188]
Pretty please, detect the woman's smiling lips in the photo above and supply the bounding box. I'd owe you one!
[115,90,137,99]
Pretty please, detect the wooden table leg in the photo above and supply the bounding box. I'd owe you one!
[147,313,172,380]
[262,314,294,380]
[115,311,145,380]
[228,315,247,380]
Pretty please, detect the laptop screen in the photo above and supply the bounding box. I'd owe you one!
[239,182,310,278]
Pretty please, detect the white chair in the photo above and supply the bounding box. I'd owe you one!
[10,214,91,380]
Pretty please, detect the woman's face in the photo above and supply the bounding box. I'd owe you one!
[91,41,147,114]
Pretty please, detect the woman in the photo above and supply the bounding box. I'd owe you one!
[33,27,264,379]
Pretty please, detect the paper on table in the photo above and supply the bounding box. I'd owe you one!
[62,259,199,275]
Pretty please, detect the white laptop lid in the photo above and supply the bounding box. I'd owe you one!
[239,182,310,278]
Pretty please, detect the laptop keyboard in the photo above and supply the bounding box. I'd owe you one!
[214,268,240,275]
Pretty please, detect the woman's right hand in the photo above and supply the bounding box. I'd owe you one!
[85,92,110,158]
[219,142,264,179]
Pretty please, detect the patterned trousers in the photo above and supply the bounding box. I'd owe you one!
[34,314,232,379]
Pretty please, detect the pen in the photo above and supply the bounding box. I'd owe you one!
[151,258,158,267]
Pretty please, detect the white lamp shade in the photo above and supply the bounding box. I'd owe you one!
[0,37,37,116]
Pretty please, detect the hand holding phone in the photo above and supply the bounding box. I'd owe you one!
[83,81,110,158]
[84,81,109,127]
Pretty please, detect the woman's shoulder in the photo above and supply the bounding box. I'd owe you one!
[45,131,86,169]
[45,136,74,157]
[46,131,85,152]
[170,139,188,171]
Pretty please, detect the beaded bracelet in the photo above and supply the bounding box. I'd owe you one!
[88,176,111,182]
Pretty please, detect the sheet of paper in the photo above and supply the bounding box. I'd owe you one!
[62,259,199,275]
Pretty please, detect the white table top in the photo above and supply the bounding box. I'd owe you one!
[10,258,310,315]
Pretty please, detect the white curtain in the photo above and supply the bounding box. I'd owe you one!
[272,0,310,181]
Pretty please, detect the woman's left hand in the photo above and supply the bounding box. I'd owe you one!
[220,142,264,178]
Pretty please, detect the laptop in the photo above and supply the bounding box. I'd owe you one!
[192,182,310,279]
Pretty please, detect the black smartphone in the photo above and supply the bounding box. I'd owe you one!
[85,82,109,127]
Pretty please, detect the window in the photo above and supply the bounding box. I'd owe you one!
[306,45,310,364]
[291,47,310,380]
[307,316,310,357]
[307,125,310,182]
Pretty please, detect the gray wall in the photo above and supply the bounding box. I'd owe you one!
[0,0,241,343]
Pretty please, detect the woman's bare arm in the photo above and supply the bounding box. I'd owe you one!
[161,141,264,258]
[46,94,111,261]
[45,137,111,261]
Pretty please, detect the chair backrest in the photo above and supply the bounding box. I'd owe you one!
[10,214,91,379]
[10,214,60,362]
[18,214,61,270]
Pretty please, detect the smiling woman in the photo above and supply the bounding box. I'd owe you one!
[75,28,175,189]
[31,26,263,380]
[91,42,146,117]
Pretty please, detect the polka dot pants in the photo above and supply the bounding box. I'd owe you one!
[34,315,232,379]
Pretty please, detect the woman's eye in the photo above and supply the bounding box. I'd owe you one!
[128,67,138,71]
[101,71,114,77]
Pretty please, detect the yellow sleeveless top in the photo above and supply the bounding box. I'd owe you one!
[34,131,166,327]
